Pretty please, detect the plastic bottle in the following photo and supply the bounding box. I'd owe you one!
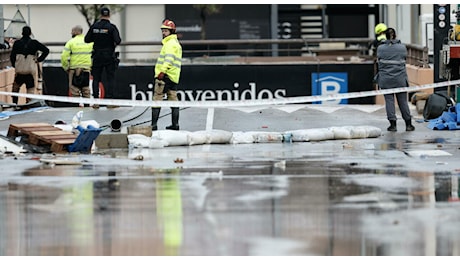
[71,111,83,129]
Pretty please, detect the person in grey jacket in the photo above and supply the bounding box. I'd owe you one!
[376,27,415,132]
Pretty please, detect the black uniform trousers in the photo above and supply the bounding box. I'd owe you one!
[91,50,117,99]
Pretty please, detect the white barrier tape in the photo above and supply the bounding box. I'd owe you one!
[1,80,459,108]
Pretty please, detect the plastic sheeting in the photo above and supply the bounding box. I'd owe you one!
[427,103,460,130]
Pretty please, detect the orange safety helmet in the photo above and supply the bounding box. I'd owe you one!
[161,19,176,32]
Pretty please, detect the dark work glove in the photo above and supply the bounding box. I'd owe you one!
[157,72,165,80]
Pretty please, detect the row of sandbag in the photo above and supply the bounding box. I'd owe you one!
[127,125,382,149]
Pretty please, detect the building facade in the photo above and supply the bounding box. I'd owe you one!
[0,4,453,62]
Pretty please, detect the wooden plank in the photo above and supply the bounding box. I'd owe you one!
[52,139,77,144]
[50,139,77,153]
[30,130,75,136]
[8,125,59,137]
[10,123,51,128]
[7,127,15,137]
[29,131,77,145]
[47,136,77,141]
[8,123,53,136]
[28,131,75,142]
[19,126,59,133]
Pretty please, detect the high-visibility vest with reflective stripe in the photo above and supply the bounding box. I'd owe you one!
[61,34,93,70]
[155,34,182,84]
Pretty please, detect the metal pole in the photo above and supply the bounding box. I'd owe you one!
[270,4,278,57]
[120,4,126,61]
[322,4,327,38]
[433,4,450,86]
[27,4,30,25]
[0,5,4,43]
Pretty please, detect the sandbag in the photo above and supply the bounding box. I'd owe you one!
[208,129,233,144]
[329,126,352,139]
[364,126,383,138]
[151,130,190,146]
[250,131,284,143]
[289,128,334,142]
[350,126,368,139]
[188,131,211,146]
[230,131,255,144]
[127,134,151,148]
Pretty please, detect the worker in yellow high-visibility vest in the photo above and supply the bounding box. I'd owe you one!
[61,25,94,103]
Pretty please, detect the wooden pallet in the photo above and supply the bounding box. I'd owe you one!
[7,123,78,153]
[7,123,57,137]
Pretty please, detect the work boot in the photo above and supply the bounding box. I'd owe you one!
[166,125,179,130]
[405,119,415,131]
[387,120,397,132]
[151,107,161,131]
[166,107,180,130]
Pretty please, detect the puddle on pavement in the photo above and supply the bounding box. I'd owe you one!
[1,135,460,255]
[0,153,458,256]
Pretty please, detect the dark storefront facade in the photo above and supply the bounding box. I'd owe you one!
[42,62,375,107]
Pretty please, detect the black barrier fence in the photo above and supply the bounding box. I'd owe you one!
[42,63,375,107]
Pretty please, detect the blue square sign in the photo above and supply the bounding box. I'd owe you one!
[311,73,348,104]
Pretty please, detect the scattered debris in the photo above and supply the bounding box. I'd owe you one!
[174,157,184,163]
[7,123,77,153]
[39,158,82,165]
[7,122,102,153]
[274,160,286,170]
[133,155,144,161]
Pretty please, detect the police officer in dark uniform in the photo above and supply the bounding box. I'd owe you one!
[84,6,122,108]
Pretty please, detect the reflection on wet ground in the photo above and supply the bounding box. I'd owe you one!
[1,105,460,256]
[1,136,460,256]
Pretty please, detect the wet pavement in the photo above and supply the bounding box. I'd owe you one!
[0,104,460,256]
